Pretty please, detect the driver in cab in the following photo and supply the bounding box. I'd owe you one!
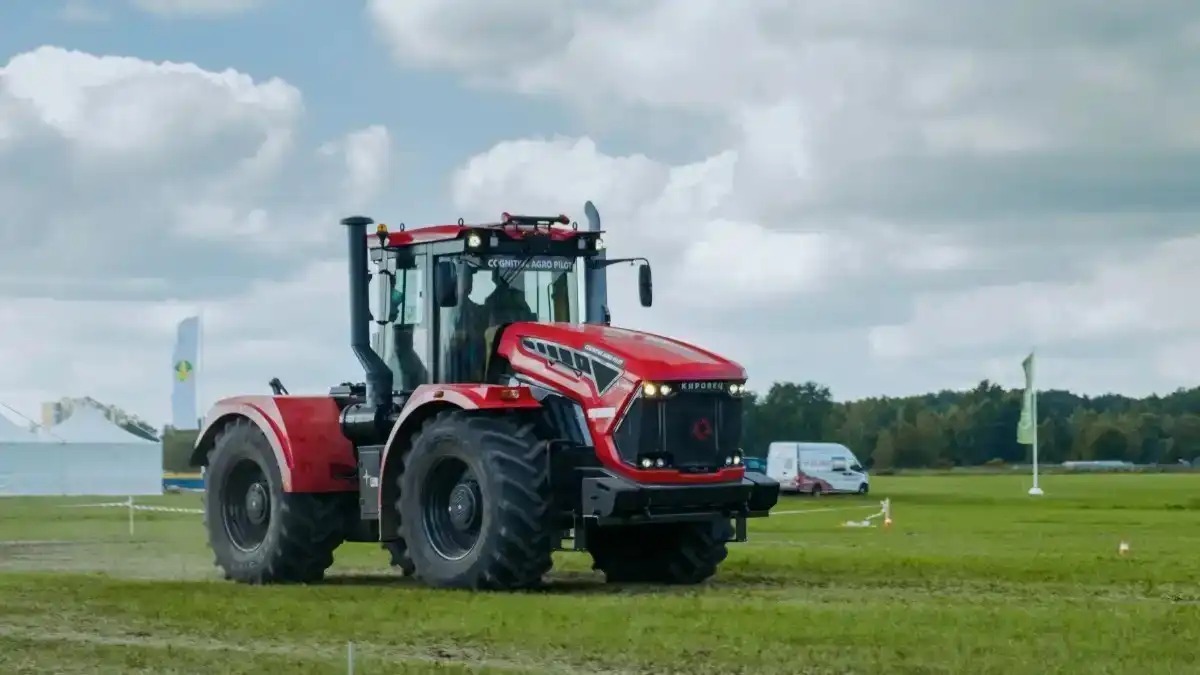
[450,264,536,381]
[481,267,536,327]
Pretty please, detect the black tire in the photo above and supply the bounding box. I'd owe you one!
[382,539,416,576]
[397,410,555,590]
[587,519,733,585]
[383,440,416,577]
[858,483,869,495]
[203,418,348,584]
[811,483,823,497]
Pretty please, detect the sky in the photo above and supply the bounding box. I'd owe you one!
[1,0,1198,428]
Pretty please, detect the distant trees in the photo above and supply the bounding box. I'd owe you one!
[741,380,1200,468]
[63,378,1200,472]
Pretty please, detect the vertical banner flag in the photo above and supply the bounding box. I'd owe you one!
[1017,352,1035,444]
[171,315,200,430]
[1017,348,1036,444]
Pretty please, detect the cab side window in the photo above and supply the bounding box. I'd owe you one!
[832,457,847,472]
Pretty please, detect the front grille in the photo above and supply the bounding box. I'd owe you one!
[612,392,743,472]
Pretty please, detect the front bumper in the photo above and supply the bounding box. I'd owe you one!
[579,470,780,526]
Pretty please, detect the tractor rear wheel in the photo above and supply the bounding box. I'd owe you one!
[398,410,555,590]
[203,418,348,584]
[587,519,733,585]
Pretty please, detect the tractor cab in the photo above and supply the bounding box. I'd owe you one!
[365,212,651,392]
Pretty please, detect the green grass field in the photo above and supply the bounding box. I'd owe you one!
[2,473,1199,674]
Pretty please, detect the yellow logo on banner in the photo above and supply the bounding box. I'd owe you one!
[175,360,193,382]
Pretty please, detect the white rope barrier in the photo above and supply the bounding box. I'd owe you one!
[58,497,202,536]
[770,498,893,528]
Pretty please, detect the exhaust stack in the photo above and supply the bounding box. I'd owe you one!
[583,200,610,324]
[341,215,393,411]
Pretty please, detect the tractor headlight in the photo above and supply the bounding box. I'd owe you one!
[728,383,745,395]
[639,457,653,469]
[595,237,606,251]
[642,382,674,398]
[466,233,482,248]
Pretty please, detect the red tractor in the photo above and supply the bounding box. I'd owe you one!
[191,205,779,590]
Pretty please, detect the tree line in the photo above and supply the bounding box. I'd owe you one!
[159,379,1200,472]
[741,381,1200,469]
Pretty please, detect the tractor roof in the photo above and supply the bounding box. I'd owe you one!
[368,213,601,249]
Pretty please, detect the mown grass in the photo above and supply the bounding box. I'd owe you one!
[2,473,1199,674]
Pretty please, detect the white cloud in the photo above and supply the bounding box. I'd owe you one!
[318,125,393,211]
[0,46,392,424]
[446,134,1014,394]
[868,234,1200,361]
[377,0,1200,398]
[0,46,391,298]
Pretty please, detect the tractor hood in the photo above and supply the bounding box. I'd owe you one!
[507,322,746,383]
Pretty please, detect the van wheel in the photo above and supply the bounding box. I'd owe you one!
[811,484,822,497]
[858,483,868,495]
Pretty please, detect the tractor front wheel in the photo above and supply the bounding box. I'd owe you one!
[398,410,555,590]
[203,418,348,584]
[382,539,416,576]
[587,519,733,585]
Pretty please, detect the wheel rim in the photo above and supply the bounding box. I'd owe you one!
[221,458,271,552]
[421,457,483,561]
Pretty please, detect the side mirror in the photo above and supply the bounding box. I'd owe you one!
[850,464,863,473]
[638,263,653,307]
[435,260,459,307]
[372,270,394,323]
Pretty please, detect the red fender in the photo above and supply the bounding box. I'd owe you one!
[192,395,357,493]
[376,383,541,537]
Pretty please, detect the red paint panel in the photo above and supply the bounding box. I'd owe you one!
[394,383,541,428]
[502,322,746,382]
[197,395,356,493]
[374,223,588,248]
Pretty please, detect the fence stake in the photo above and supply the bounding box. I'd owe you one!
[347,641,355,674]
[127,495,135,537]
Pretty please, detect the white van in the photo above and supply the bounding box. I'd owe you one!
[766,442,869,495]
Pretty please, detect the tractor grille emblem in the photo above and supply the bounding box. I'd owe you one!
[690,417,713,441]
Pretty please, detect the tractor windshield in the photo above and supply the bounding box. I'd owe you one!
[464,255,579,324]
[439,254,579,382]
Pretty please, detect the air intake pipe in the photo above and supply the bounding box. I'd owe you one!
[341,215,393,412]
[583,200,610,324]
